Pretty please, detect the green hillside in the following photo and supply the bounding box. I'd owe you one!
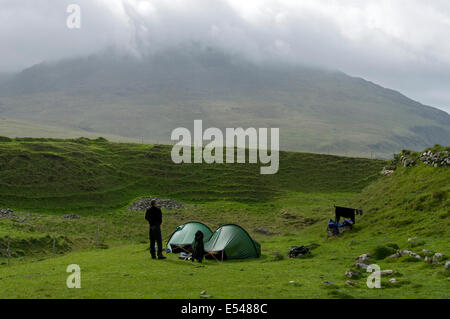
[0,137,383,213]
[0,139,448,299]
[1,47,449,158]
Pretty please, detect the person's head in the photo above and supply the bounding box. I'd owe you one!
[150,199,158,207]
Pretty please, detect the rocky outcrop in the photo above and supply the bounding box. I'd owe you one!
[419,150,450,167]
[0,208,14,218]
[129,197,185,211]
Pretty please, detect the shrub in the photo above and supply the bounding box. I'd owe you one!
[372,245,397,260]
[386,243,399,250]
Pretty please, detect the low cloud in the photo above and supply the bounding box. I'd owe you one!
[1,0,449,112]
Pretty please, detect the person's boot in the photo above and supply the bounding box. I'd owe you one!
[158,255,166,260]
[151,254,156,259]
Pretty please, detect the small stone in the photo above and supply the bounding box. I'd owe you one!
[200,290,206,295]
[445,261,450,270]
[355,263,368,269]
[388,253,400,259]
[434,253,444,259]
[355,253,371,264]
[389,278,397,283]
[289,281,296,284]
[323,281,334,286]
[399,250,412,256]
[422,249,431,254]
[345,280,356,287]
[379,270,395,276]
[345,270,360,278]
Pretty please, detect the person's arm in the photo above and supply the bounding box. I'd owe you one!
[145,208,151,223]
[157,208,162,225]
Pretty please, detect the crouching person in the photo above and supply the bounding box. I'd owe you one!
[145,199,166,260]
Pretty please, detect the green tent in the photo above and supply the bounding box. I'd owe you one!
[203,224,261,260]
[167,222,213,253]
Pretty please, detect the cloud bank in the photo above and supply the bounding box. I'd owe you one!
[1,0,449,112]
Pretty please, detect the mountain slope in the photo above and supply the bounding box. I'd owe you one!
[0,46,449,157]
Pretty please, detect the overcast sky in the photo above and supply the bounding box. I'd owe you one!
[1,0,450,112]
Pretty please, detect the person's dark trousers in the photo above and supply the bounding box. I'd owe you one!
[149,225,163,258]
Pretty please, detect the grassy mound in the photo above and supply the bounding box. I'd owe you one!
[353,164,449,238]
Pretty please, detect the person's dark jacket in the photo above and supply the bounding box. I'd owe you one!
[145,206,162,226]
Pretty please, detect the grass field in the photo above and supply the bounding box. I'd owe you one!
[0,138,448,298]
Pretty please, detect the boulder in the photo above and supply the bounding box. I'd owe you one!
[434,253,444,259]
[355,253,371,264]
[355,263,368,270]
[345,270,360,278]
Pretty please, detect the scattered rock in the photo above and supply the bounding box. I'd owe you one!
[355,263,368,270]
[345,270,360,278]
[345,280,356,287]
[63,214,80,220]
[388,253,400,259]
[200,294,212,299]
[200,290,206,295]
[323,281,334,286]
[381,167,395,176]
[400,155,416,167]
[445,261,450,270]
[434,253,444,259]
[0,208,14,218]
[424,256,432,263]
[389,278,397,283]
[379,270,396,276]
[422,249,431,254]
[355,253,371,264]
[419,150,450,167]
[129,197,185,211]
[398,249,412,256]
[254,227,274,235]
[409,252,422,259]
[288,281,296,284]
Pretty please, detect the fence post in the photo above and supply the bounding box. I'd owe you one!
[52,236,56,256]
[7,235,10,267]
[96,226,99,246]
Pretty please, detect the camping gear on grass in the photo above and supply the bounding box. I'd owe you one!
[167,222,213,253]
[179,252,192,260]
[192,230,205,263]
[203,224,261,261]
[327,219,354,237]
[288,245,310,258]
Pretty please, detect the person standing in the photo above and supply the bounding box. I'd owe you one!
[145,199,166,259]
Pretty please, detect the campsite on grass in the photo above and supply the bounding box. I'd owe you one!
[0,139,448,299]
